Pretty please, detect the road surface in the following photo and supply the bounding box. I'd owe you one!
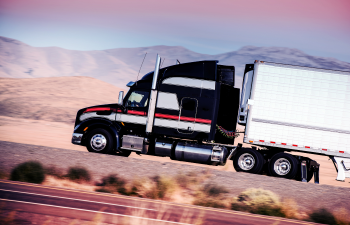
[0,180,318,225]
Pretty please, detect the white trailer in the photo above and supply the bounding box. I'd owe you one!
[238,61,350,182]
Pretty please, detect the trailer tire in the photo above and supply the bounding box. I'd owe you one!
[86,128,114,154]
[268,153,298,179]
[233,148,264,174]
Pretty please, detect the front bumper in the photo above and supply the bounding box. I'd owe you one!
[72,133,83,144]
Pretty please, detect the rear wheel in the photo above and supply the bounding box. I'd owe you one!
[86,128,114,154]
[268,153,299,179]
[233,148,264,174]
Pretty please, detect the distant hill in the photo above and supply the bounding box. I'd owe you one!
[1,36,350,89]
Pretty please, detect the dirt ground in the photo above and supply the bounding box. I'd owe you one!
[0,115,349,188]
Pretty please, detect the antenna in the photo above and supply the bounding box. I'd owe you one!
[136,52,147,81]
[176,59,180,65]
[160,58,165,68]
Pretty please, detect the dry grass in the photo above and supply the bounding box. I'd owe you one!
[231,188,286,217]
[193,183,230,209]
[280,198,300,219]
[333,208,350,225]
[42,175,95,191]
[0,170,8,180]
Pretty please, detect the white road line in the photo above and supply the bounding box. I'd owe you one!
[0,198,192,225]
[0,188,156,211]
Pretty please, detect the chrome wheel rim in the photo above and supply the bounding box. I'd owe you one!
[90,134,107,151]
[238,153,255,170]
[274,158,291,175]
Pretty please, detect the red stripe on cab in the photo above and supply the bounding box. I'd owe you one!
[84,107,116,113]
[127,110,146,116]
[154,113,211,124]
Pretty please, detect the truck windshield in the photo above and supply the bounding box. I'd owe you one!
[126,90,149,107]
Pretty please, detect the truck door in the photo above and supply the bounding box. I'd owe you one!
[120,90,150,128]
[178,97,198,134]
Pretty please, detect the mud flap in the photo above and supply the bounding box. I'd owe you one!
[330,156,350,181]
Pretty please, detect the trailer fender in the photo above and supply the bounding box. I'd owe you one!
[73,118,121,149]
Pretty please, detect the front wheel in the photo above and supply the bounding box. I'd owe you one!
[86,128,114,154]
[268,153,299,179]
[233,148,264,174]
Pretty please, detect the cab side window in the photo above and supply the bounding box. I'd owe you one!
[126,90,149,108]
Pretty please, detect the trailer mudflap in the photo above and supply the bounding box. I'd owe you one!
[330,156,350,181]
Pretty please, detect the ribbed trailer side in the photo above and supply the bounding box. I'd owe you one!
[239,61,350,159]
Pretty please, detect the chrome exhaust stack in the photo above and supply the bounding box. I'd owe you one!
[145,54,161,134]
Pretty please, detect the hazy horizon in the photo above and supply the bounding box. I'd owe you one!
[0,0,349,62]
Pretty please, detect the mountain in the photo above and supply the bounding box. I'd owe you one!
[1,36,350,89]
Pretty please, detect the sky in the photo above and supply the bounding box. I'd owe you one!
[1,0,350,62]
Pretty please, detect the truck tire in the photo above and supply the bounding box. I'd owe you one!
[86,128,114,154]
[233,148,264,174]
[268,153,298,179]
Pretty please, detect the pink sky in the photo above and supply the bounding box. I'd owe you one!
[0,0,349,61]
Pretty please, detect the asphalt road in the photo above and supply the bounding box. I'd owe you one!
[0,180,319,225]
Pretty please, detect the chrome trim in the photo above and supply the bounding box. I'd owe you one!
[118,91,124,104]
[74,124,80,131]
[155,140,173,157]
[90,134,107,151]
[238,153,255,170]
[126,81,135,87]
[121,135,143,151]
[151,54,161,90]
[274,158,291,175]
[72,133,83,144]
[146,54,161,133]
[227,146,238,160]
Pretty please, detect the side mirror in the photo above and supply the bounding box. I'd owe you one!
[118,91,124,104]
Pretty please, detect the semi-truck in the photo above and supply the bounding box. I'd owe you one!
[72,55,350,183]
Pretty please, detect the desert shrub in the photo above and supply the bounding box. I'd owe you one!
[10,161,45,184]
[97,174,127,194]
[309,208,337,225]
[193,194,227,209]
[203,183,229,197]
[155,176,176,199]
[175,172,200,189]
[231,188,285,217]
[66,166,91,182]
[193,183,230,209]
[127,176,176,200]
